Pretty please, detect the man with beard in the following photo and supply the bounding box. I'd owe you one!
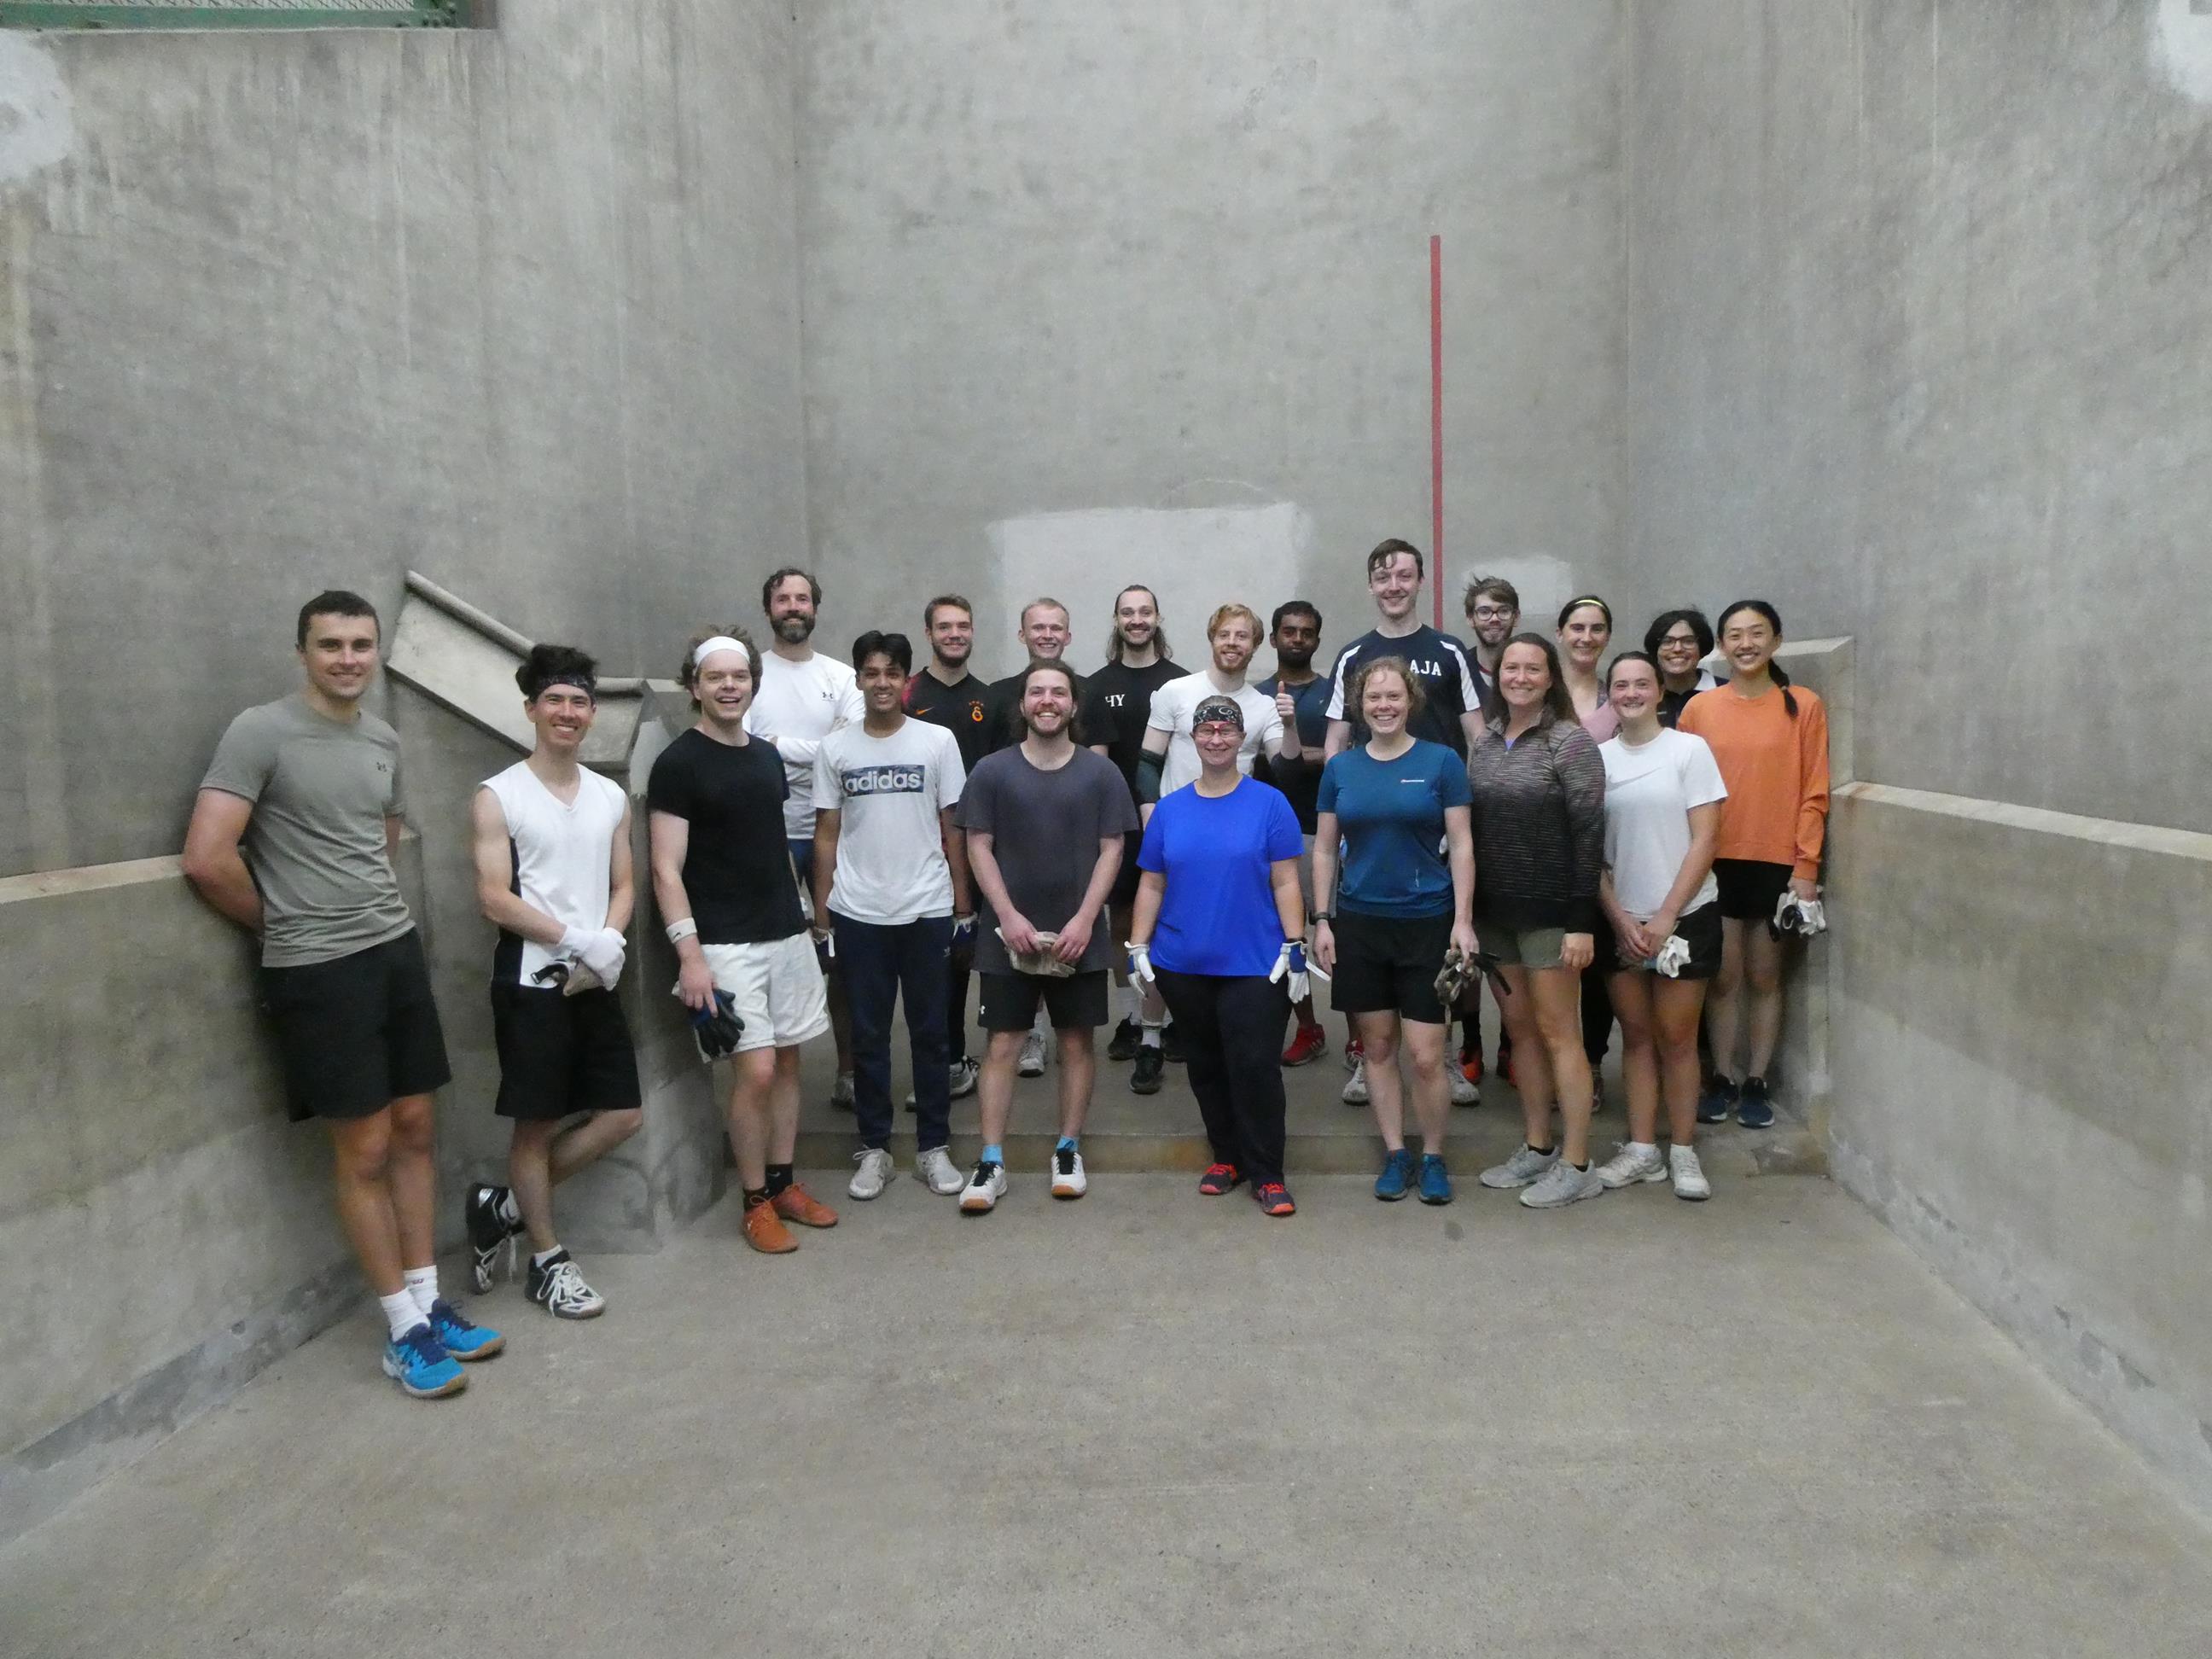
[1080,585,1186,1072]
[1254,600,1333,1066]
[981,597,1083,1077]
[746,568,864,1106]
[903,594,992,1103]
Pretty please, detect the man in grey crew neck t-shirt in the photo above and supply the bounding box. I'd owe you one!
[183,589,503,1400]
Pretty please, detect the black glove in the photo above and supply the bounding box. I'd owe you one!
[689,989,745,1062]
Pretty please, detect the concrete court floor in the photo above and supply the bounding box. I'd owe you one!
[7,1175,2212,1658]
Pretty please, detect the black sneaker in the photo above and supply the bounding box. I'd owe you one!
[1737,1075,1776,1129]
[527,1249,606,1319]
[465,1184,522,1293]
[1697,1076,1738,1126]
[1161,1023,1186,1064]
[1106,1016,1140,1063]
[1132,1047,1165,1096]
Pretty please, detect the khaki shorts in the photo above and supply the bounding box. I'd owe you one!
[1476,920,1568,970]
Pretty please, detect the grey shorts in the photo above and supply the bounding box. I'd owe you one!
[1476,920,1569,971]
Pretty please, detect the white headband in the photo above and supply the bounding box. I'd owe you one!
[691,635,751,669]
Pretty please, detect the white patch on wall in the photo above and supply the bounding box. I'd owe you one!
[2153,0,2212,104]
[0,38,74,186]
[985,504,1317,677]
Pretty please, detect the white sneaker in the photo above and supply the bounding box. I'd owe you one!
[1478,1142,1558,1189]
[915,1145,965,1196]
[960,1159,1007,1214]
[847,1146,894,1200]
[1669,1143,1712,1202]
[830,1072,856,1110]
[1448,1069,1479,1107]
[1050,1144,1088,1200]
[1342,1057,1370,1105]
[1017,1028,1048,1078]
[1520,1159,1605,1209]
[1594,1142,1668,1189]
[948,1057,981,1099]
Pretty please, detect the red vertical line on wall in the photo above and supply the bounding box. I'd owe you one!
[1429,234,1445,630]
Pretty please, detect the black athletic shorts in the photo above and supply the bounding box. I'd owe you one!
[1712,858,1794,922]
[1108,830,1146,910]
[1329,909,1453,1025]
[978,969,1110,1033]
[1611,899,1723,981]
[491,982,643,1120]
[259,930,451,1122]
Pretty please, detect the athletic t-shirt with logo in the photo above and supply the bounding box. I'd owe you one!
[1598,727,1727,919]
[480,760,629,985]
[199,694,416,969]
[644,730,805,945]
[1324,626,1482,754]
[955,746,1138,975]
[1081,657,1187,784]
[1254,672,1332,830]
[1145,673,1285,797]
[745,650,864,840]
[905,668,992,771]
[1138,778,1304,977]
[1316,739,1470,918]
[812,719,966,925]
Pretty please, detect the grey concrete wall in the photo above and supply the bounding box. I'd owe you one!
[795,1,1625,675]
[0,1,806,879]
[1620,0,2212,1508]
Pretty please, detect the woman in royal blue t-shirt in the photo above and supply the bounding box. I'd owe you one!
[1130,695,1308,1216]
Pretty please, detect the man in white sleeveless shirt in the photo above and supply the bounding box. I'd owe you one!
[463,645,643,1319]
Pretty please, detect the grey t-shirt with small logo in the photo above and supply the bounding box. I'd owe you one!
[200,695,416,968]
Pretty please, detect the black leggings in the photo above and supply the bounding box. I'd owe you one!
[1581,914,1615,1067]
[1156,969,1291,1186]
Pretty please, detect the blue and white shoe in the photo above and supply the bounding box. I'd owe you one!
[382,1324,467,1398]
[426,1298,505,1361]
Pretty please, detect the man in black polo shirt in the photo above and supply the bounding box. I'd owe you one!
[905,593,993,1101]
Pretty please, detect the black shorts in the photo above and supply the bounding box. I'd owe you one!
[1108,830,1146,910]
[1611,899,1724,981]
[1329,910,1453,1025]
[259,930,451,1122]
[491,982,642,1120]
[1713,858,1794,922]
[978,969,1110,1033]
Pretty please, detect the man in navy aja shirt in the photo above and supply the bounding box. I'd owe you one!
[1321,539,1485,760]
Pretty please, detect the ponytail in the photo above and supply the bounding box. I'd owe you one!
[1771,662,1799,719]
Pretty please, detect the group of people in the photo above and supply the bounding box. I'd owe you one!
[181,540,1829,1399]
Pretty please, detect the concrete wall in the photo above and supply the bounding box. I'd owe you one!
[795,0,1625,675]
[0,1,806,878]
[1620,0,2212,1508]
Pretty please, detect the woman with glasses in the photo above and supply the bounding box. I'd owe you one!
[1644,608,1724,729]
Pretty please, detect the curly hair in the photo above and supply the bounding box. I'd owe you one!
[678,624,760,712]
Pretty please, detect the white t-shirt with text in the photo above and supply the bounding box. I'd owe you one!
[812,719,966,924]
[1599,727,1727,919]
[1145,673,1285,798]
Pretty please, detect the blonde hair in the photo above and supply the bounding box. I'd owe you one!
[1207,602,1263,641]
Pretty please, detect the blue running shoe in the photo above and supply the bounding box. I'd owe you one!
[1375,1147,1417,1202]
[1697,1076,1738,1125]
[1737,1076,1776,1129]
[1417,1153,1454,1206]
[426,1298,505,1361]
[383,1324,466,1398]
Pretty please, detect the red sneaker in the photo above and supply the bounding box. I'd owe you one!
[1252,1181,1296,1217]
[1198,1162,1244,1196]
[1458,1042,1483,1085]
[1342,1036,1365,1074]
[1280,1023,1328,1068]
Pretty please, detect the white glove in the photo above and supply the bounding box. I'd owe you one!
[1796,899,1827,936]
[1650,934,1691,979]
[1267,940,1312,1003]
[579,927,626,987]
[1126,941,1156,988]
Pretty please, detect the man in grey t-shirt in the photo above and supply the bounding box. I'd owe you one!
[183,590,500,1400]
[952,661,1138,1214]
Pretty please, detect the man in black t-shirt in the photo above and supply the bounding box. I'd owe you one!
[903,594,992,1097]
[1322,538,1485,759]
[1080,584,1185,1077]
[647,627,839,1257]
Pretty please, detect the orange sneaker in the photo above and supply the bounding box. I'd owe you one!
[771,1182,839,1230]
[741,1196,798,1254]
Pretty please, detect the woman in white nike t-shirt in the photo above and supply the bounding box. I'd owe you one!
[1592,652,1726,1201]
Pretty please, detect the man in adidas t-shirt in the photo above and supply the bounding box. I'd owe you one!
[745,567,865,1107]
[813,630,972,1204]
[1322,538,1485,759]
[649,627,840,1256]
[463,644,640,1321]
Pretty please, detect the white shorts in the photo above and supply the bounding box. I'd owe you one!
[701,935,830,1054]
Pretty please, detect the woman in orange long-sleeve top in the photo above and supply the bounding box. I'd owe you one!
[1676,601,1830,1128]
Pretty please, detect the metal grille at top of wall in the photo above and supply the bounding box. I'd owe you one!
[0,0,460,27]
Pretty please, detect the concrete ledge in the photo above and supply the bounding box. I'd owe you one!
[1827,780,2212,1514]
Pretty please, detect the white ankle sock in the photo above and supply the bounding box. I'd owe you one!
[1626,1140,1658,1161]
[533,1245,564,1268]
[1139,1022,1162,1049]
[380,1291,426,1341]
[403,1266,439,1317]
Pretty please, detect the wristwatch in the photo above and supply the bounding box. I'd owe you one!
[1313,911,1336,923]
